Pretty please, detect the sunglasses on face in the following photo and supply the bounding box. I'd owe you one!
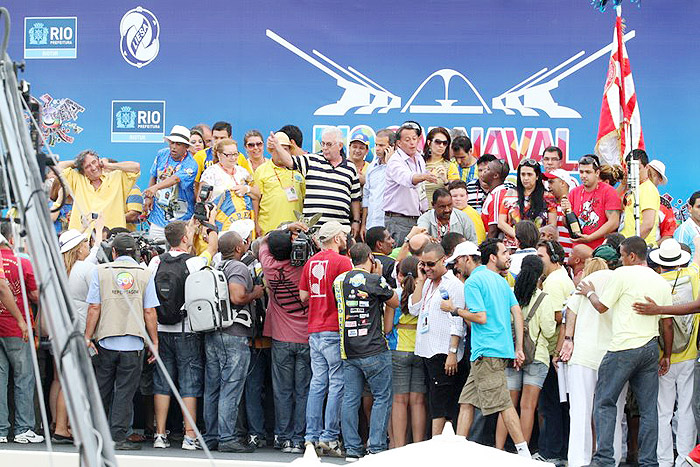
[432,139,449,146]
[246,142,263,148]
[420,256,444,268]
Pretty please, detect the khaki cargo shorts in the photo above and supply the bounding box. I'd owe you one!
[459,356,512,416]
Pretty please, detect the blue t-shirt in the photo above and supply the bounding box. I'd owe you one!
[464,265,518,360]
[147,147,198,227]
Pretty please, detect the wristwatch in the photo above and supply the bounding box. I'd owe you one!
[448,347,458,354]
[564,336,573,342]
[450,307,460,317]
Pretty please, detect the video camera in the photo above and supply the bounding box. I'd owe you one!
[290,211,322,267]
[98,231,166,265]
[192,183,218,232]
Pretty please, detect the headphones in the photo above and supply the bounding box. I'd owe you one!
[544,240,562,264]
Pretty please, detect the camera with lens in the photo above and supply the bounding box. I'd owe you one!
[98,231,166,264]
[194,184,214,222]
[291,231,317,267]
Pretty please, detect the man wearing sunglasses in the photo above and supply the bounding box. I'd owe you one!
[383,121,438,245]
[408,243,466,436]
[563,154,621,249]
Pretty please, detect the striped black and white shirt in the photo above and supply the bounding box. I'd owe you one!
[466,179,489,213]
[293,153,361,226]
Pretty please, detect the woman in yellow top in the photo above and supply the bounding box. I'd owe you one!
[384,256,427,448]
[495,254,556,450]
[422,127,454,207]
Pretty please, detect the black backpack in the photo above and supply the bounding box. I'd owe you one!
[155,253,191,325]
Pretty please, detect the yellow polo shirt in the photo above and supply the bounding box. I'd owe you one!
[253,161,305,234]
[621,179,660,246]
[461,205,486,243]
[125,186,144,232]
[62,168,138,230]
[193,148,252,183]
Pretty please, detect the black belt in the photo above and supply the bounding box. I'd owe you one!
[385,211,419,220]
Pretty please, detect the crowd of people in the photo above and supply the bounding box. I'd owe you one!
[2,119,700,466]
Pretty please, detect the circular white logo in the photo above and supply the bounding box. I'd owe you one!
[119,6,160,68]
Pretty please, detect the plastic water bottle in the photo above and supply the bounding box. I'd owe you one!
[439,287,449,300]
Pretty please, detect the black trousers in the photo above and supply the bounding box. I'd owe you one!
[93,344,143,442]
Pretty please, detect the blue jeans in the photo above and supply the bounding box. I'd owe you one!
[0,337,35,436]
[341,351,392,456]
[305,331,343,443]
[272,340,311,444]
[203,332,250,445]
[593,339,659,467]
[243,347,273,438]
[153,332,204,397]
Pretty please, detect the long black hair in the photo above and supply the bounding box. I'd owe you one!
[422,127,451,163]
[516,160,547,221]
[514,254,544,307]
[399,256,420,315]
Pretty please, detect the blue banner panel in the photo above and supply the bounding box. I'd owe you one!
[111,100,166,143]
[24,16,77,58]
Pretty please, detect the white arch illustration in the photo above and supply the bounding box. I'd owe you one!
[401,69,492,114]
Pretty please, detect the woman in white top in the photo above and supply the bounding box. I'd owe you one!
[200,138,260,202]
[495,254,557,450]
[51,222,102,443]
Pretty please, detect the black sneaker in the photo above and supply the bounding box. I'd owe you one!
[51,433,74,445]
[114,440,142,450]
[219,439,255,453]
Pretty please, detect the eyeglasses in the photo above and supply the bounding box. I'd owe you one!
[220,152,237,158]
[320,141,336,148]
[519,158,540,168]
[246,142,263,148]
[433,139,449,146]
[420,256,444,268]
[579,155,600,168]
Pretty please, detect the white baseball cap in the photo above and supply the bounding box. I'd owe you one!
[446,241,480,265]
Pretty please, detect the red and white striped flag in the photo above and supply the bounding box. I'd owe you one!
[595,10,644,166]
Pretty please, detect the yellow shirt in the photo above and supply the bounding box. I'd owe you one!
[253,161,305,234]
[62,168,138,230]
[599,265,672,352]
[621,179,660,246]
[447,160,479,182]
[461,205,486,243]
[523,289,558,366]
[125,186,144,232]
[542,267,575,353]
[193,148,252,183]
[660,264,700,363]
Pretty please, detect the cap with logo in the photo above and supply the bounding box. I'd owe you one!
[316,221,351,243]
[349,130,370,147]
[164,125,191,145]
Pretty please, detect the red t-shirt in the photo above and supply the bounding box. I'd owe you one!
[569,182,622,249]
[658,204,678,239]
[0,249,37,338]
[300,249,352,333]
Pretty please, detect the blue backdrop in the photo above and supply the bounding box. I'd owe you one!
[11,1,700,210]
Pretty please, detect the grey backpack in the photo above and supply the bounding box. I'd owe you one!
[185,266,233,332]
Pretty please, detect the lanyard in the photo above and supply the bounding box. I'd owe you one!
[420,279,441,315]
[273,166,291,189]
[161,154,183,180]
[458,163,476,182]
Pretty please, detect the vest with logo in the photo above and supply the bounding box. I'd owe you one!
[94,260,152,343]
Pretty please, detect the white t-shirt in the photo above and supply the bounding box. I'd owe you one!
[200,164,251,201]
[509,248,537,278]
[568,269,615,370]
[148,251,208,333]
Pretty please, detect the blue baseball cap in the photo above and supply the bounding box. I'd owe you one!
[349,131,370,146]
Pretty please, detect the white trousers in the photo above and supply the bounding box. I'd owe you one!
[567,364,627,467]
[658,359,696,467]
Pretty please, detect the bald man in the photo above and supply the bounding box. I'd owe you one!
[567,244,593,286]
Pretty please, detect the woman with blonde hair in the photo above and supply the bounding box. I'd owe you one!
[51,218,103,443]
[200,138,260,202]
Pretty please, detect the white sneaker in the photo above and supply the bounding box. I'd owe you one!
[181,435,199,451]
[0,436,7,443]
[13,430,44,444]
[153,433,170,448]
